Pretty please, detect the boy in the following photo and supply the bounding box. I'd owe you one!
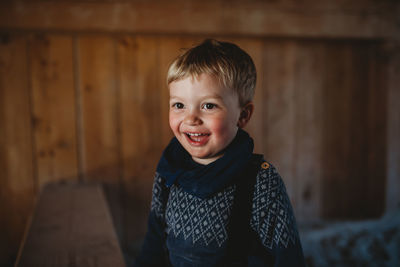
[134,39,305,266]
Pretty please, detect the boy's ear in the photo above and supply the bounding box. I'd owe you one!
[237,102,254,128]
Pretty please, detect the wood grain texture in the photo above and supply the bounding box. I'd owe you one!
[291,41,324,220]
[119,35,161,180]
[29,34,78,187]
[0,0,398,39]
[261,41,298,208]
[76,35,124,245]
[118,36,161,246]
[365,44,387,217]
[16,183,126,267]
[77,36,120,182]
[321,44,356,218]
[321,42,387,219]
[0,34,35,266]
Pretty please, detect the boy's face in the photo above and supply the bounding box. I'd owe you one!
[169,73,242,165]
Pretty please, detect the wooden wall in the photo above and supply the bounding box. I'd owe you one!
[0,33,388,263]
[0,0,399,266]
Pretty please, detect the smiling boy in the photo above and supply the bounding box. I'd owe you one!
[134,39,305,267]
[169,72,253,165]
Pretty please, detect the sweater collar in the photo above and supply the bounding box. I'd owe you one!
[157,129,254,199]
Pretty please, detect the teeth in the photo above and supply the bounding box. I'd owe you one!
[186,133,206,136]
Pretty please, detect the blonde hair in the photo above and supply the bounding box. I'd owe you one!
[167,39,256,107]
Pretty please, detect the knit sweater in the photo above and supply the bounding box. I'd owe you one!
[134,161,306,266]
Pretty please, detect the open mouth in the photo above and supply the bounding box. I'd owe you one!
[184,132,210,145]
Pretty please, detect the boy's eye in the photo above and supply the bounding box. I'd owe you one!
[203,103,216,110]
[173,103,184,109]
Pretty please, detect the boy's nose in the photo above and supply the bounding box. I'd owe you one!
[184,111,202,125]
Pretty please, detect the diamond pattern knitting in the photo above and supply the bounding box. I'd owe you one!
[150,164,299,251]
[150,173,169,220]
[250,166,299,250]
[165,184,235,247]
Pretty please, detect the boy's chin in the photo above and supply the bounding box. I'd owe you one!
[190,153,223,165]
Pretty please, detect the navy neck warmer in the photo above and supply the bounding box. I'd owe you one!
[156,129,254,199]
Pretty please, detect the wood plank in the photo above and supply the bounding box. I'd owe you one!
[347,44,369,218]
[29,34,78,187]
[77,36,120,182]
[261,41,298,209]
[0,34,35,267]
[292,41,324,221]
[0,1,398,40]
[342,43,386,218]
[77,35,124,245]
[119,35,161,179]
[118,35,166,250]
[321,43,354,218]
[319,42,388,219]
[15,183,126,267]
[365,44,387,217]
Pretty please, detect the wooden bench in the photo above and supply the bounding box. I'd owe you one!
[15,183,126,267]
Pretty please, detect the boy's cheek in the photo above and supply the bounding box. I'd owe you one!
[207,117,233,133]
[169,112,177,127]
[169,116,181,135]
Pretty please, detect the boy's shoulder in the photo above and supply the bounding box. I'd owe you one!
[250,158,300,250]
[254,158,281,188]
[250,154,281,187]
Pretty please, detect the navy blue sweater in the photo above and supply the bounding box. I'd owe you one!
[135,130,305,266]
[134,163,305,266]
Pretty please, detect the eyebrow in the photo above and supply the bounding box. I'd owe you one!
[169,94,223,101]
[203,93,223,100]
